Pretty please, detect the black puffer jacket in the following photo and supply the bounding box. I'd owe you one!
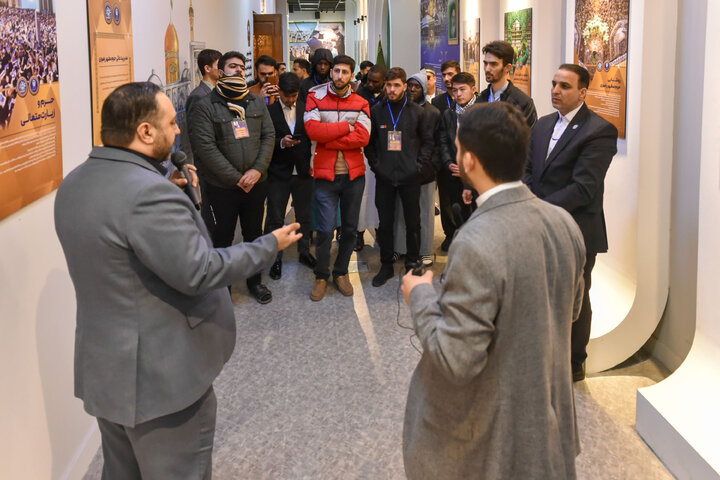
[365,96,435,186]
[299,48,333,103]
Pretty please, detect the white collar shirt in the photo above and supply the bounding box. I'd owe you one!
[547,103,583,159]
[475,180,524,209]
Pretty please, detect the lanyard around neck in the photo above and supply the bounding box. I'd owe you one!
[387,96,408,131]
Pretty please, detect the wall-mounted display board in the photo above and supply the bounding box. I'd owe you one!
[504,8,532,97]
[574,0,629,138]
[0,1,62,221]
[462,18,480,88]
[288,21,345,61]
[87,0,134,146]
[420,0,461,77]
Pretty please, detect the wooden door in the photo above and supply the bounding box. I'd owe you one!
[253,14,283,64]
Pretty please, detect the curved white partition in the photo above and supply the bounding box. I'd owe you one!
[636,0,720,475]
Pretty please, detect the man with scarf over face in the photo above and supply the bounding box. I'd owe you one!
[189,51,276,304]
[299,48,333,103]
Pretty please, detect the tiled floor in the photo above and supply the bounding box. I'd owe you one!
[83,231,674,479]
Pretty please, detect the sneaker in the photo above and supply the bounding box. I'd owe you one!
[392,251,402,262]
[333,274,353,296]
[421,255,433,267]
[434,203,440,216]
[310,279,327,301]
[372,264,395,287]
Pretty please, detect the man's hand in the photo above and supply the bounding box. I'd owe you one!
[402,269,434,305]
[348,123,355,133]
[170,164,198,189]
[462,189,473,205]
[280,134,300,148]
[237,168,261,192]
[272,223,302,250]
[449,162,460,177]
[260,83,279,99]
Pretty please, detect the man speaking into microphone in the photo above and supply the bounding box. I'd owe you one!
[54,82,300,480]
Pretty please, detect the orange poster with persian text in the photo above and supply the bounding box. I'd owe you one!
[0,4,62,220]
[87,0,134,146]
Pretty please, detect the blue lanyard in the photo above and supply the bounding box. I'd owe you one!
[446,94,451,107]
[387,96,407,130]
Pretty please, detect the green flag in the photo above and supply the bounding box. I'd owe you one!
[376,37,386,69]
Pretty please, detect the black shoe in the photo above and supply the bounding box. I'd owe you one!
[249,283,272,304]
[434,204,440,216]
[440,236,452,252]
[372,264,395,287]
[572,364,586,382]
[335,227,342,242]
[355,231,364,251]
[299,253,317,269]
[269,260,282,280]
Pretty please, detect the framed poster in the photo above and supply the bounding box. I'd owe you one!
[0,1,63,220]
[420,0,461,77]
[288,21,345,61]
[87,0,134,146]
[448,0,459,45]
[463,18,480,87]
[504,8,532,97]
[574,0,629,138]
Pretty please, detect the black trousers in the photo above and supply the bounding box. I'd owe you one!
[263,174,313,259]
[375,177,421,267]
[204,180,268,287]
[572,252,597,369]
[97,386,217,480]
[436,167,469,239]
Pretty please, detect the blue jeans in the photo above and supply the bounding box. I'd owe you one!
[313,174,365,280]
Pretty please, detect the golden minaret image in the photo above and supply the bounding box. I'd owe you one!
[165,17,180,84]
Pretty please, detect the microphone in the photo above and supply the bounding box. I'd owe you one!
[170,151,201,211]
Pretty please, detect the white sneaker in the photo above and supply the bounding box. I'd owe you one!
[421,255,433,267]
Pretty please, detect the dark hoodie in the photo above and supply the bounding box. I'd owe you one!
[299,48,333,103]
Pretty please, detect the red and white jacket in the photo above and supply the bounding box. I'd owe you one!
[304,82,371,181]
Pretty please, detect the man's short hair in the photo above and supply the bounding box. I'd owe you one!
[386,67,407,83]
[559,63,590,89]
[359,60,374,70]
[255,54,277,70]
[100,82,162,147]
[458,102,530,183]
[219,51,246,71]
[451,72,475,87]
[277,62,286,68]
[333,54,356,73]
[196,49,221,75]
[482,40,515,66]
[278,72,301,94]
[441,60,461,73]
[369,65,387,78]
[293,58,311,74]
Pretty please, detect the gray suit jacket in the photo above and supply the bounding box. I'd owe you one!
[403,185,586,479]
[54,146,278,427]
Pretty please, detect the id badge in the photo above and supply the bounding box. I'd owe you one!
[388,130,402,151]
[232,119,249,139]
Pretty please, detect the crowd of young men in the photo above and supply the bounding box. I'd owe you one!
[185,41,617,384]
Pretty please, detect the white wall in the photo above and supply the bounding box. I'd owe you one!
[0,1,263,479]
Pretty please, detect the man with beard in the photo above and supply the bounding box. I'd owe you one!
[431,60,460,113]
[299,48,333,102]
[437,72,478,250]
[304,55,371,300]
[401,102,585,480]
[367,67,435,286]
[393,70,442,267]
[356,64,387,107]
[249,55,279,106]
[54,82,300,479]
[189,51,276,304]
[478,41,537,127]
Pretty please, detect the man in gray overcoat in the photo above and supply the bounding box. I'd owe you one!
[55,82,300,479]
[402,102,586,479]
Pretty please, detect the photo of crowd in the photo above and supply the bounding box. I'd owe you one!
[288,21,344,61]
[0,3,58,130]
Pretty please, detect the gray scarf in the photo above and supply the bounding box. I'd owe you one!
[455,95,477,119]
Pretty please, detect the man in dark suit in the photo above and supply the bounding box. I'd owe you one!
[264,72,316,279]
[54,82,300,479]
[431,60,460,113]
[524,64,618,381]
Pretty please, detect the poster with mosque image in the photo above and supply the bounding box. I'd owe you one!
[504,7,532,97]
[462,18,480,88]
[0,0,62,221]
[574,0,629,138]
[420,0,460,78]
